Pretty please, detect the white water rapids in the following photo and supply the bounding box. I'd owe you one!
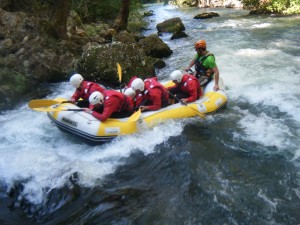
[0,4,300,216]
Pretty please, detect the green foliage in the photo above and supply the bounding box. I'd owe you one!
[284,0,300,13]
[71,0,122,22]
[242,0,300,14]
[6,0,52,16]
[242,0,265,10]
[84,23,109,36]
[267,0,289,12]
[127,10,148,32]
[71,0,146,23]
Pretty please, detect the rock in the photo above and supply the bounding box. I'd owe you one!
[171,31,188,40]
[0,39,13,56]
[15,47,25,56]
[138,34,173,58]
[76,42,158,86]
[249,9,272,15]
[0,39,13,48]
[156,17,185,33]
[144,10,155,17]
[114,30,136,44]
[23,36,29,43]
[102,28,117,42]
[0,68,33,110]
[194,12,220,19]
[153,59,166,69]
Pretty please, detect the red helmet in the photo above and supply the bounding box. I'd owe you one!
[195,40,206,49]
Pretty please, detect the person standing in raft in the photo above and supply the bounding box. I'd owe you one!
[130,77,169,112]
[167,70,202,104]
[83,90,133,122]
[69,73,106,107]
[184,39,220,91]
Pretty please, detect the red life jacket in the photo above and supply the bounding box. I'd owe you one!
[72,81,105,101]
[143,77,169,109]
[178,74,202,102]
[104,90,133,112]
[90,90,133,122]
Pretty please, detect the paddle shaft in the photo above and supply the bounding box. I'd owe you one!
[168,91,205,118]
[32,107,85,112]
[66,109,84,111]
[168,91,187,106]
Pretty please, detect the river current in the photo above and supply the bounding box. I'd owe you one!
[1,3,300,225]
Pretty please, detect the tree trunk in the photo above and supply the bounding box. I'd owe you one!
[52,0,71,39]
[112,0,131,32]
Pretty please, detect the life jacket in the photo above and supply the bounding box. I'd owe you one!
[194,52,215,78]
[144,77,169,107]
[134,93,144,110]
[73,81,105,101]
[104,90,133,112]
[178,75,202,99]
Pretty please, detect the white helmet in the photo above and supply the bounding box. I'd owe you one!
[131,78,144,91]
[124,87,136,98]
[170,70,183,83]
[89,91,104,105]
[70,73,83,88]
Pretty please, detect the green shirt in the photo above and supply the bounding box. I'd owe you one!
[194,53,216,69]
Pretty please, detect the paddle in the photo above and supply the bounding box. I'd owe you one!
[32,107,84,112]
[127,109,142,122]
[168,92,205,119]
[117,63,122,92]
[28,99,87,109]
[28,99,71,108]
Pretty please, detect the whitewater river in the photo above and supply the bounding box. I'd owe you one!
[1,3,300,225]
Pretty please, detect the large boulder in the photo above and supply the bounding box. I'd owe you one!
[76,42,158,86]
[156,17,185,33]
[138,34,173,58]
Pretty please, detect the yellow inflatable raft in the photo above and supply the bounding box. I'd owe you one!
[46,78,227,143]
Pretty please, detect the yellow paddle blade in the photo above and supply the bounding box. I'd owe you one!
[187,106,205,119]
[117,63,122,83]
[128,109,141,122]
[28,99,65,108]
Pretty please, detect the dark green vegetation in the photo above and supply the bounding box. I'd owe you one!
[242,0,300,14]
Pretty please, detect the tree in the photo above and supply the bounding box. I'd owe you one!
[52,0,71,39]
[112,0,131,32]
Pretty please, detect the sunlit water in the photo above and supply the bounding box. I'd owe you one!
[1,4,300,225]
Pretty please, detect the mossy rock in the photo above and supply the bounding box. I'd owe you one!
[0,69,32,110]
[76,42,157,87]
[156,17,185,33]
